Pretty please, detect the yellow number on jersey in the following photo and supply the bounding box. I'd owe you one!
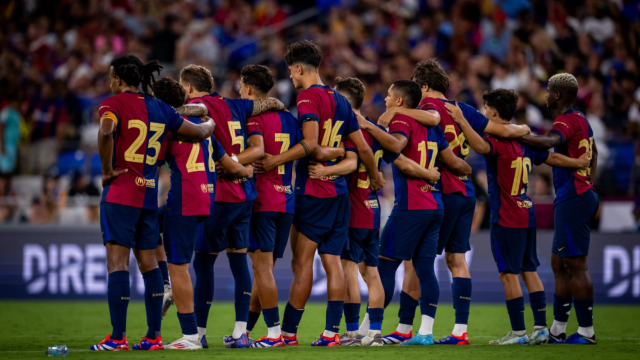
[427,141,438,169]
[577,137,594,176]
[228,121,245,156]
[145,123,165,165]
[186,143,205,173]
[444,125,469,160]
[275,133,290,174]
[358,150,384,189]
[510,157,532,196]
[124,120,164,165]
[320,119,344,148]
[207,138,216,172]
[417,141,438,169]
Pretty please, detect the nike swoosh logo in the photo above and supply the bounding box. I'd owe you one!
[558,247,565,251]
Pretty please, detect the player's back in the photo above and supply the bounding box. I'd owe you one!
[99,92,183,209]
[484,136,549,228]
[419,97,488,197]
[161,116,223,217]
[551,109,595,204]
[187,92,256,203]
[388,113,448,211]
[295,85,360,198]
[247,110,299,213]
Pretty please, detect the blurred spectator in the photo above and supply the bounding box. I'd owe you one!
[0,92,22,175]
[66,169,100,222]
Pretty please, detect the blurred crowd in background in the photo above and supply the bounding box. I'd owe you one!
[0,0,639,231]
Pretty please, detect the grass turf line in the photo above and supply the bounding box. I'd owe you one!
[0,301,638,359]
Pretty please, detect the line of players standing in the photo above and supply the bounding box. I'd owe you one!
[89,40,598,351]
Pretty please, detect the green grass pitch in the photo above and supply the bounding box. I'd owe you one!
[0,301,638,359]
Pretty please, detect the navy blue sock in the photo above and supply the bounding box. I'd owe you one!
[227,253,252,322]
[158,261,169,286]
[414,257,438,318]
[378,258,401,308]
[177,312,197,335]
[506,297,526,331]
[262,307,280,329]
[193,252,217,328]
[142,268,164,339]
[281,302,304,334]
[247,311,261,332]
[344,303,361,332]
[573,298,594,328]
[369,308,384,331]
[528,291,547,327]
[553,294,572,323]
[108,271,130,341]
[325,301,344,333]
[398,291,419,326]
[452,277,471,325]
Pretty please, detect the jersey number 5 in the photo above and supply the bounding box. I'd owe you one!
[124,120,165,166]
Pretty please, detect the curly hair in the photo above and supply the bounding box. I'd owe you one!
[152,77,186,108]
[334,77,366,110]
[411,59,451,94]
[482,89,519,120]
[240,65,275,95]
[111,55,163,95]
[548,73,578,100]
[179,64,214,93]
[284,40,322,68]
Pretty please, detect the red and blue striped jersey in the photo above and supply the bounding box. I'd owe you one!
[98,91,184,210]
[247,110,300,213]
[187,93,257,203]
[484,137,549,228]
[347,117,399,229]
[160,116,226,217]
[549,109,595,204]
[294,85,360,198]
[389,113,449,210]
[419,97,489,197]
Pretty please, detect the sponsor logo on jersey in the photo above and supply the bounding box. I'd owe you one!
[135,177,145,187]
[320,175,339,181]
[208,184,214,193]
[274,185,293,194]
[421,184,436,192]
[135,177,155,188]
[517,200,533,208]
[364,200,379,209]
[297,99,310,105]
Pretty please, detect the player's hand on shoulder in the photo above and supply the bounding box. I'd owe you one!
[356,113,372,130]
[377,108,397,127]
[102,168,128,187]
[444,102,464,123]
[426,166,440,184]
[577,152,591,169]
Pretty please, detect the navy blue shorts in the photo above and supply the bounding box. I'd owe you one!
[196,201,253,253]
[553,190,599,258]
[490,223,539,273]
[342,228,380,267]
[380,209,444,261]
[100,202,158,250]
[293,194,350,256]
[163,215,203,264]
[438,193,475,255]
[249,211,294,259]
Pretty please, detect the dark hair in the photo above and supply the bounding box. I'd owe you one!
[391,79,422,109]
[111,55,163,95]
[411,59,450,94]
[334,77,365,110]
[284,40,322,68]
[179,64,214,93]
[482,89,519,120]
[240,65,275,95]
[152,77,186,108]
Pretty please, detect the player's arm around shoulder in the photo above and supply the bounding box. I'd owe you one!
[438,146,472,176]
[378,106,440,128]
[359,114,407,154]
[219,153,253,178]
[309,151,358,179]
[445,102,491,155]
[545,151,590,170]
[393,154,440,184]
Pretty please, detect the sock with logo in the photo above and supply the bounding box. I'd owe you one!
[108,271,130,341]
[452,277,471,331]
[368,308,384,331]
[398,291,419,330]
[358,310,370,336]
[227,253,252,326]
[281,302,304,335]
[378,258,401,308]
[528,291,547,328]
[414,257,439,320]
[574,298,594,337]
[142,268,164,339]
[193,252,217,329]
[323,301,344,337]
[506,297,526,332]
[158,261,169,286]
[177,312,198,341]
[344,303,361,332]
[247,311,260,333]
[551,294,572,335]
[263,307,281,338]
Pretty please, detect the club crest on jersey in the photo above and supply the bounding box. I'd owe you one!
[201,184,207,193]
[320,175,339,181]
[517,200,533,208]
[232,177,248,184]
[421,184,437,192]
[274,185,292,194]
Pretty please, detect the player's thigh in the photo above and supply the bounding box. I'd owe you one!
[490,223,527,274]
[163,215,200,265]
[414,209,445,259]
[443,195,475,254]
[553,190,598,258]
[227,201,253,250]
[249,211,278,254]
[100,202,140,248]
[379,210,427,261]
[291,231,319,271]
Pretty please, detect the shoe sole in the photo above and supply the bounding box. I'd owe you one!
[161,299,174,318]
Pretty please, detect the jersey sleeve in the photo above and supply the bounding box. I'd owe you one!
[246,116,264,137]
[434,126,449,152]
[550,116,572,143]
[228,98,254,119]
[346,109,361,135]
[161,101,185,133]
[296,90,320,123]
[344,139,357,153]
[419,100,437,111]
[484,137,502,156]
[458,102,489,133]
[99,97,120,126]
[531,149,550,165]
[389,115,411,139]
[211,136,226,162]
